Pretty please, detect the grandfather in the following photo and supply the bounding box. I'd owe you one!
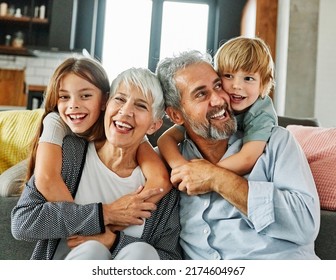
[156,50,320,260]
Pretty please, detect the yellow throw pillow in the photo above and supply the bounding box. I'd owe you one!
[0,109,44,174]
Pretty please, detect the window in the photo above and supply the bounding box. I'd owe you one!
[102,0,214,80]
[102,0,152,81]
[160,1,209,59]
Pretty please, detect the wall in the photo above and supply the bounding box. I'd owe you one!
[0,51,80,87]
[285,0,319,119]
[314,0,336,127]
[214,0,246,49]
[285,0,336,127]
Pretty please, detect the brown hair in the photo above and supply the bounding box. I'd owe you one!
[26,56,110,180]
[214,36,275,97]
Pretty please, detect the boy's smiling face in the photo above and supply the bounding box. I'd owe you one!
[221,70,262,114]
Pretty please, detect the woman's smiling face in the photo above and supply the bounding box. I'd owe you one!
[104,82,157,148]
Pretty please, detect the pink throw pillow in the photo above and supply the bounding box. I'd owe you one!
[287,125,336,210]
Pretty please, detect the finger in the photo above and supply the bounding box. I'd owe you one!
[67,239,75,248]
[170,173,183,187]
[132,185,145,195]
[170,166,182,177]
[109,225,126,232]
[126,216,146,226]
[177,181,188,193]
[190,158,202,163]
[138,187,163,201]
[138,210,153,219]
[140,201,157,211]
[67,238,82,248]
[124,201,157,213]
[67,235,79,240]
[134,209,154,220]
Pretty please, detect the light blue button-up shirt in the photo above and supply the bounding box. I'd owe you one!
[179,126,320,260]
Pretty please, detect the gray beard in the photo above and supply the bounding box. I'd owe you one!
[181,106,237,140]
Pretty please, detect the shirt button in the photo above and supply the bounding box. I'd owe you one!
[203,201,208,207]
[203,228,209,234]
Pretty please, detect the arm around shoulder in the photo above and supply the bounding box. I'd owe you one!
[157,124,189,169]
[137,140,172,203]
[11,179,104,241]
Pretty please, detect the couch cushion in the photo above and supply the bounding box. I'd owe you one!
[0,196,35,259]
[0,109,44,174]
[287,125,336,210]
[315,209,336,260]
[0,159,27,197]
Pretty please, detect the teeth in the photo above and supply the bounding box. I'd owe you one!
[69,114,85,119]
[115,121,132,129]
[211,109,225,119]
[231,94,244,100]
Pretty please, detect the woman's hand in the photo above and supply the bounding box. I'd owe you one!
[67,226,116,249]
[102,186,162,227]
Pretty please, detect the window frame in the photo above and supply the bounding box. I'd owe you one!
[96,0,216,72]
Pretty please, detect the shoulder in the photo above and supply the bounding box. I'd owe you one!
[268,126,300,152]
[43,112,61,124]
[270,126,291,139]
[245,97,277,127]
[250,96,276,115]
[40,112,71,145]
[252,95,274,108]
[42,112,70,132]
[62,135,88,151]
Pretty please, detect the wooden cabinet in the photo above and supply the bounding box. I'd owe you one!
[0,68,26,106]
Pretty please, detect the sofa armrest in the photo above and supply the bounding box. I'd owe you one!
[278,116,320,127]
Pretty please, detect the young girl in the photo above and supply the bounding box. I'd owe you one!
[157,36,277,176]
[26,56,171,203]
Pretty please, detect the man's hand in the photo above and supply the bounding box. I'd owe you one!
[170,159,219,195]
[67,226,116,249]
[171,158,248,214]
[102,186,162,226]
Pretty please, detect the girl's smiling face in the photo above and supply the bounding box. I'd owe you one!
[57,73,105,134]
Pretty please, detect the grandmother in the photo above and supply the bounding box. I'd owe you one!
[11,68,181,260]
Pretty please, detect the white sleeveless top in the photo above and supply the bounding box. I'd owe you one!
[53,142,146,259]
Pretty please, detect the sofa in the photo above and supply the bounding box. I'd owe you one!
[0,109,44,260]
[0,109,335,260]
